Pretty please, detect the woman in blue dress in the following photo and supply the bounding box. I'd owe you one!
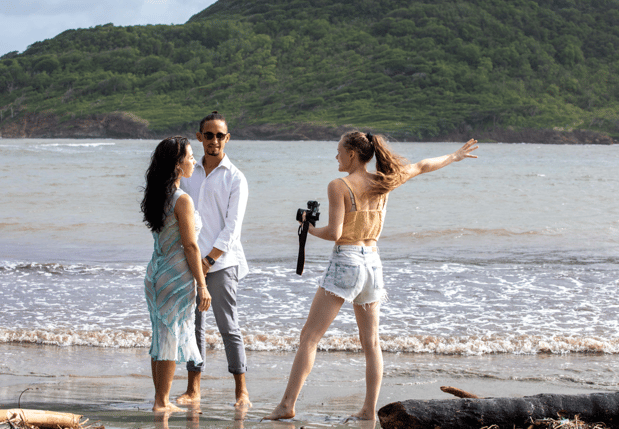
[141,136,211,412]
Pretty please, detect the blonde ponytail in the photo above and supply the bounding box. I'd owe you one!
[341,131,408,196]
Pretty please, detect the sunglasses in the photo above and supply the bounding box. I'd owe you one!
[201,132,228,140]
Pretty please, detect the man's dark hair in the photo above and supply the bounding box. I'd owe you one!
[199,111,228,132]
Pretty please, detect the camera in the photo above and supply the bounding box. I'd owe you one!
[296,200,320,275]
[296,201,320,226]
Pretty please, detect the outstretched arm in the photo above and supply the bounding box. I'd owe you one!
[403,139,478,182]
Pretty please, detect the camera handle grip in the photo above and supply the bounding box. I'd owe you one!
[296,220,310,275]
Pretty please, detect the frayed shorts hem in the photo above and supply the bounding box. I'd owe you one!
[319,286,387,307]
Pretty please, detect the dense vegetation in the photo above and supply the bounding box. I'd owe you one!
[1,0,619,139]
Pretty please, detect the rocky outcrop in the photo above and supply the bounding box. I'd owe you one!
[1,112,616,144]
[0,112,159,139]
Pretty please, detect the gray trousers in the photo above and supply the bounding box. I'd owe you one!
[187,265,247,375]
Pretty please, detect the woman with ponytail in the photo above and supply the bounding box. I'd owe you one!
[141,136,211,412]
[265,132,478,421]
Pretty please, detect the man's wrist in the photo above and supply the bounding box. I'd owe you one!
[204,255,216,266]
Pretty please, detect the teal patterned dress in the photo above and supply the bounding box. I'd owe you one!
[144,189,203,364]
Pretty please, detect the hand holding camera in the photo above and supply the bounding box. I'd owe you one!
[296,200,320,226]
[296,201,320,275]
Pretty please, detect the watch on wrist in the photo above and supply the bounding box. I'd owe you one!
[205,255,216,266]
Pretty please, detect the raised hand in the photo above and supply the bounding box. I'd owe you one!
[453,139,479,161]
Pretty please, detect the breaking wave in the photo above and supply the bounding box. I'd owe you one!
[2,328,618,355]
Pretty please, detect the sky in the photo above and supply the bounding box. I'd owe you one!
[0,0,218,57]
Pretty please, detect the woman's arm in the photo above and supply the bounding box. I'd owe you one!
[175,194,211,312]
[308,179,346,242]
[403,139,478,182]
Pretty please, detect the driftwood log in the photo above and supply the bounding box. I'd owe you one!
[1,409,83,428]
[378,391,619,429]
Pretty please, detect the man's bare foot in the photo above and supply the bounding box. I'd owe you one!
[234,403,248,423]
[177,391,201,403]
[262,403,295,421]
[179,371,202,404]
[153,402,186,413]
[234,392,252,408]
[233,373,251,408]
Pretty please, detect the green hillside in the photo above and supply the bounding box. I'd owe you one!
[1,0,619,140]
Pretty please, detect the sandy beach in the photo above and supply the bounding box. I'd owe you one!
[0,343,612,428]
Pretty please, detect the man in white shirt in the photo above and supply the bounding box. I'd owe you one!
[178,111,251,408]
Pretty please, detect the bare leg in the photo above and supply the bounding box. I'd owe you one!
[350,302,382,420]
[263,289,345,420]
[177,370,201,403]
[234,373,252,408]
[153,360,185,412]
[151,358,158,390]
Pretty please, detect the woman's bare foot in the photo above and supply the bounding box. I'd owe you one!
[263,403,295,421]
[153,401,186,413]
[177,390,201,403]
[343,415,377,428]
[345,409,376,421]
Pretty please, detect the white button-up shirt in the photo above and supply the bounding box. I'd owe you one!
[180,154,249,279]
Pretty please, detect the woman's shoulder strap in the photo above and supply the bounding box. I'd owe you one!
[380,192,388,210]
[339,177,357,212]
[169,188,187,212]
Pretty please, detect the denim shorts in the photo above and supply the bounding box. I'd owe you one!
[319,245,386,305]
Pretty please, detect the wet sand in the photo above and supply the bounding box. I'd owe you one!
[0,343,612,428]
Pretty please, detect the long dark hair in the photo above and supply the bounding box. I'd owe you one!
[341,131,408,196]
[141,136,190,233]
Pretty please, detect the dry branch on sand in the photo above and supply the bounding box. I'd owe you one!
[0,409,103,429]
[482,413,608,428]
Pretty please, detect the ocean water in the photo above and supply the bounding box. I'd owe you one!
[1,138,619,414]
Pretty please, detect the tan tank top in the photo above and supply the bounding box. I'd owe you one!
[338,177,387,243]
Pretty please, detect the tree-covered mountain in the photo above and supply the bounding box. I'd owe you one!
[1,0,618,141]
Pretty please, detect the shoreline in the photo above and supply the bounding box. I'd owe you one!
[1,343,613,428]
[0,112,615,144]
